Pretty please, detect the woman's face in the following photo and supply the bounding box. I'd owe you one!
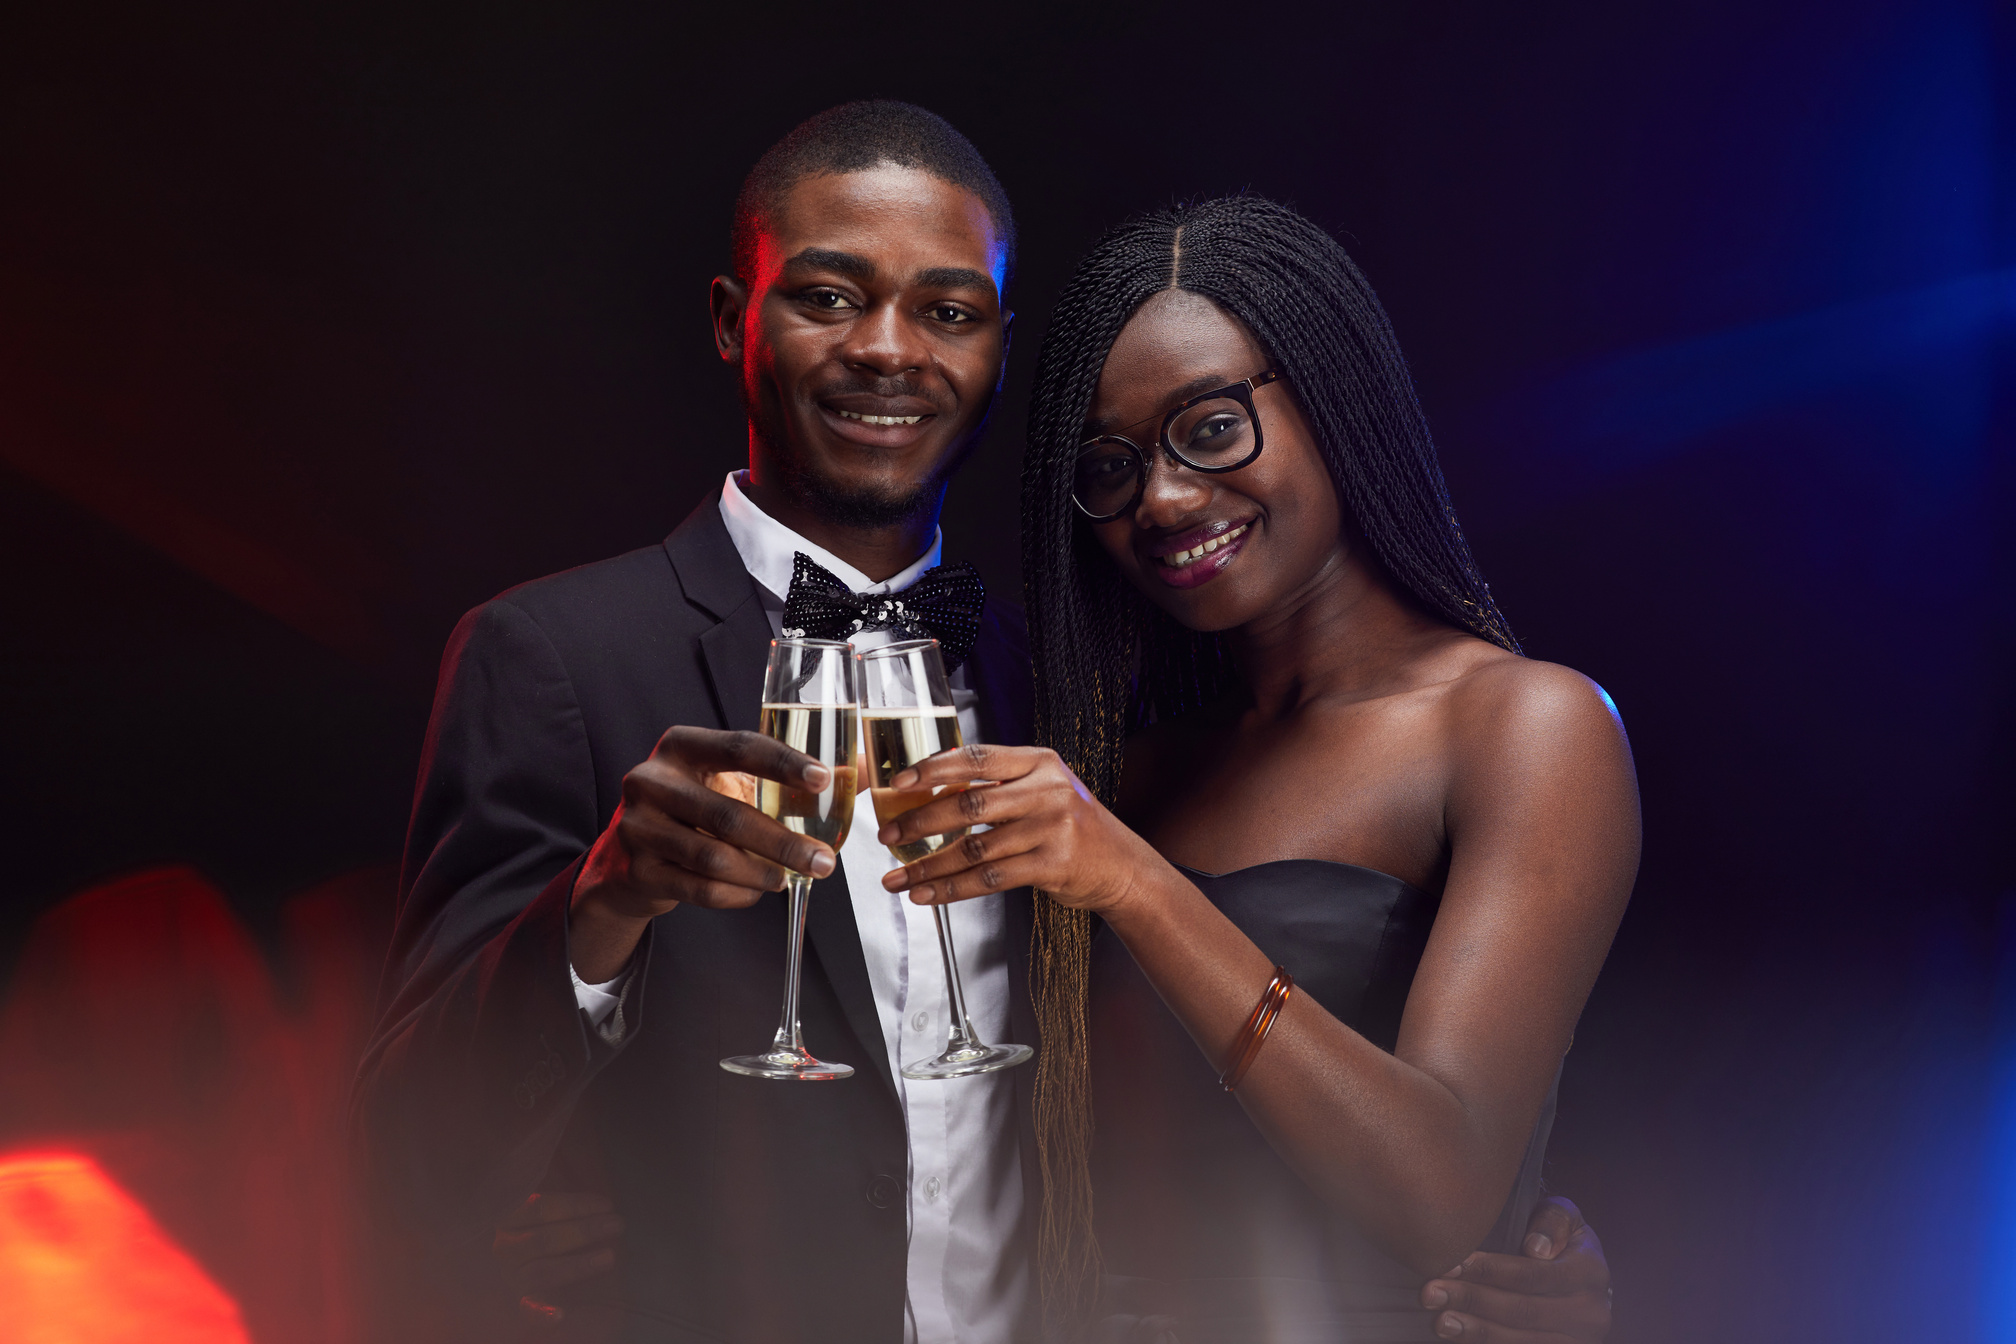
[1085,289,1345,633]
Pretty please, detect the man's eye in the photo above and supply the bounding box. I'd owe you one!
[930,305,974,324]
[806,291,856,310]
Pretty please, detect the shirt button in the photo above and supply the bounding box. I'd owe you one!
[865,1174,902,1210]
[924,1175,941,1202]
[911,1010,930,1033]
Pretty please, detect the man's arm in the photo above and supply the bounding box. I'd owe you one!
[350,597,840,1255]
[351,598,623,1254]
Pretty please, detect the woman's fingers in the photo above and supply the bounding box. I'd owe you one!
[875,779,1022,855]
[900,846,1054,905]
[889,742,1047,791]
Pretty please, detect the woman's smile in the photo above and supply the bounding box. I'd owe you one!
[1146,518,1255,587]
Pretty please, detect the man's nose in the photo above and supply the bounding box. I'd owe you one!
[842,302,927,378]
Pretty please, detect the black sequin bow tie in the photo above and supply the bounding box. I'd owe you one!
[780,552,985,671]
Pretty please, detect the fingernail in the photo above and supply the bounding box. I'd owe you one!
[810,851,836,877]
[910,886,934,903]
[1443,1262,1464,1279]
[1423,1285,1448,1309]
[878,823,896,843]
[1525,1233,1553,1258]
[892,769,918,789]
[1436,1312,1463,1339]
[882,870,905,891]
[804,762,831,786]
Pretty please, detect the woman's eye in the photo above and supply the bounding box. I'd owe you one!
[1186,413,1242,444]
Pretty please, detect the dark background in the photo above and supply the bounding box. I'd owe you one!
[3,1,2012,1339]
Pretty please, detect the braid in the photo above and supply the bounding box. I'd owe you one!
[1020,195,1517,1325]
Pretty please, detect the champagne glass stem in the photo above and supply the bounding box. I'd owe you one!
[771,873,812,1055]
[932,903,979,1052]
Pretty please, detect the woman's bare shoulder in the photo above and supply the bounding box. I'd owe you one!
[1439,651,1636,795]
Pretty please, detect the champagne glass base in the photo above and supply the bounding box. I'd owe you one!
[720,1049,855,1081]
[901,1041,1033,1080]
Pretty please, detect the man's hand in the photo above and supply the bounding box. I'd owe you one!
[1420,1197,1612,1342]
[493,1192,624,1329]
[569,726,839,981]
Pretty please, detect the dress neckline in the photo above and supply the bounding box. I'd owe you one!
[1173,857,1433,900]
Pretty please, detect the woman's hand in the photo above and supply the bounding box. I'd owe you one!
[875,744,1160,911]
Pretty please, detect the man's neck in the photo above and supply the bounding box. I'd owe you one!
[740,471,944,585]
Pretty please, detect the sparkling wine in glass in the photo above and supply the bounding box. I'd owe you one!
[857,639,1033,1080]
[720,638,859,1081]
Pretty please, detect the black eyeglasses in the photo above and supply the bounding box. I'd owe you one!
[1071,370,1285,522]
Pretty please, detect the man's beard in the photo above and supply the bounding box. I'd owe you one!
[768,447,945,530]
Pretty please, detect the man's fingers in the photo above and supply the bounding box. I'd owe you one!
[626,771,834,881]
[494,1212,625,1266]
[1420,1274,1608,1335]
[1426,1310,1582,1344]
[514,1245,619,1294]
[1456,1239,1608,1296]
[619,805,789,897]
[1522,1195,1586,1261]
[664,725,832,789]
[497,1192,614,1230]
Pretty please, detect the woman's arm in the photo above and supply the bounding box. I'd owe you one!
[878,660,1638,1276]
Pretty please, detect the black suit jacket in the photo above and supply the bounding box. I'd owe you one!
[353,496,1040,1343]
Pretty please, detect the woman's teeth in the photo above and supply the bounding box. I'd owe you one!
[836,409,924,426]
[1161,522,1250,568]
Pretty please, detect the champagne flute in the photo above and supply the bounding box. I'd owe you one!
[720,638,860,1081]
[857,638,1034,1080]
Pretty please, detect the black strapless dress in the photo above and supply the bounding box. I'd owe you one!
[1087,861,1557,1344]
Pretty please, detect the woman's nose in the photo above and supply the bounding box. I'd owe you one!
[1131,451,1213,527]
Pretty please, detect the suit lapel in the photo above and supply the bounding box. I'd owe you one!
[667,499,771,733]
[665,494,900,1101]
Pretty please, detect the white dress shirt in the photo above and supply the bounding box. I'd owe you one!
[576,471,1028,1343]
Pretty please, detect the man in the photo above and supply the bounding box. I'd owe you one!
[354,101,1614,1343]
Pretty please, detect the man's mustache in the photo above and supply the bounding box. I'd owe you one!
[812,376,941,406]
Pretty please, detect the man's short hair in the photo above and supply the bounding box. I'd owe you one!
[731,101,1017,298]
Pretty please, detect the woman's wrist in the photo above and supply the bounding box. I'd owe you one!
[1089,846,1195,933]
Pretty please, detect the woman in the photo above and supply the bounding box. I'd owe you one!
[877,196,1638,1342]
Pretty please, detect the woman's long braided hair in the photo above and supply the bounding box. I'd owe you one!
[1021,195,1519,1322]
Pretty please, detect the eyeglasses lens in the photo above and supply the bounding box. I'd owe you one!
[1169,398,1256,468]
[1073,442,1142,518]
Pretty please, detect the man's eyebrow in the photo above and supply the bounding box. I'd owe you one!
[913,266,997,294]
[1083,373,1239,436]
[783,248,875,280]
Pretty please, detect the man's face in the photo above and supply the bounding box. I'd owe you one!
[714,165,1011,527]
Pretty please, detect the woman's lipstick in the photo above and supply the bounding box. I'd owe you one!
[1147,520,1252,589]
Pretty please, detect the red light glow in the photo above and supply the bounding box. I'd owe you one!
[0,1151,249,1344]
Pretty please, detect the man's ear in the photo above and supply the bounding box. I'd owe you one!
[711,275,749,364]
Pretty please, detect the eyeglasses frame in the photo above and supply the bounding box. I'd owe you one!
[1070,369,1286,522]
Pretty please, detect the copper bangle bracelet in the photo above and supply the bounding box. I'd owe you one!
[1219,965,1294,1092]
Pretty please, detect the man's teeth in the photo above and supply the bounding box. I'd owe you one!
[836,409,924,426]
[1161,523,1251,567]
